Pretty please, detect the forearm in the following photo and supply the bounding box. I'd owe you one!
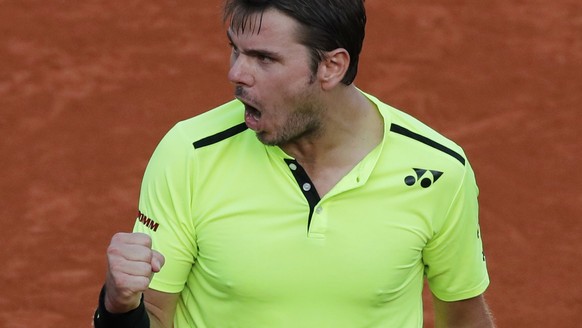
[147,312,166,328]
[145,299,174,328]
[433,294,495,328]
[435,313,495,328]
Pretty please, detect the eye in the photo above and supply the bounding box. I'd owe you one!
[229,42,240,57]
[257,54,273,63]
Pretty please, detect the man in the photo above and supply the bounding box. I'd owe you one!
[94,0,495,327]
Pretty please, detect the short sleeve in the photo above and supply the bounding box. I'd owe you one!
[423,161,490,301]
[133,123,198,293]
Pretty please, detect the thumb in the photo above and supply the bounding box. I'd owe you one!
[151,250,165,273]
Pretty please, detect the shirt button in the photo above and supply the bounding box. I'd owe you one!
[302,183,311,191]
[289,163,297,170]
[315,206,323,214]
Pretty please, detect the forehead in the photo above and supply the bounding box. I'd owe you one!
[228,9,301,45]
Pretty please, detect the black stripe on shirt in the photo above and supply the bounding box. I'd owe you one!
[390,123,466,166]
[193,122,248,149]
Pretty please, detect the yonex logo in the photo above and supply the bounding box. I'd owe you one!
[404,168,443,188]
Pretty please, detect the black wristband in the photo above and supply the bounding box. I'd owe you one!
[94,286,150,328]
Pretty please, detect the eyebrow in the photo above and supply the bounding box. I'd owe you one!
[226,30,281,60]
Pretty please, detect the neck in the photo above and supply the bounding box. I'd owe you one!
[281,85,383,173]
[281,85,384,163]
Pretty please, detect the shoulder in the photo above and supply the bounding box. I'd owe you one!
[387,110,467,167]
[144,100,249,173]
[363,92,475,201]
[170,99,247,149]
[365,92,467,168]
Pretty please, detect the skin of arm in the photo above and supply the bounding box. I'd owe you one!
[433,294,495,328]
[143,289,180,328]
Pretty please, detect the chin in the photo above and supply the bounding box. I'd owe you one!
[255,132,281,146]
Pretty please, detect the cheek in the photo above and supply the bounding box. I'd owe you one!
[256,65,317,111]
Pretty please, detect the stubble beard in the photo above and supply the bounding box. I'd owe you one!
[257,83,325,147]
[256,103,324,146]
[240,71,324,147]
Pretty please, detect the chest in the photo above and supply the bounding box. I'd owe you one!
[191,174,433,303]
[188,139,454,303]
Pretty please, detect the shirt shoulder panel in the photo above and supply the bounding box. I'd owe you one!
[173,99,245,143]
[364,92,467,168]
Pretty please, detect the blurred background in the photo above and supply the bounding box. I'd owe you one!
[0,0,580,326]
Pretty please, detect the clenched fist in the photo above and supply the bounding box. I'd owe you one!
[104,232,165,313]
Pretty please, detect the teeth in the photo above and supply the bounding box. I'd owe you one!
[246,104,261,120]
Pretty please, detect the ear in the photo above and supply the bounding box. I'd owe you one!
[317,48,350,90]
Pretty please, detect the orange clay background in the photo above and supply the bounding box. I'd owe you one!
[0,1,580,327]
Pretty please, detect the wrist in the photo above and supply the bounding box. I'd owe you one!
[104,286,142,314]
[94,285,150,328]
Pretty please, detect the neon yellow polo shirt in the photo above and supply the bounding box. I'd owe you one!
[133,92,489,327]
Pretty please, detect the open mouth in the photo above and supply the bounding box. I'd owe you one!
[243,102,262,130]
[245,103,261,120]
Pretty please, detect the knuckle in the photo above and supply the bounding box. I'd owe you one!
[111,232,127,243]
[134,233,153,246]
[106,243,125,258]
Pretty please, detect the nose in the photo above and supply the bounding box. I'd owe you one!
[228,55,254,86]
